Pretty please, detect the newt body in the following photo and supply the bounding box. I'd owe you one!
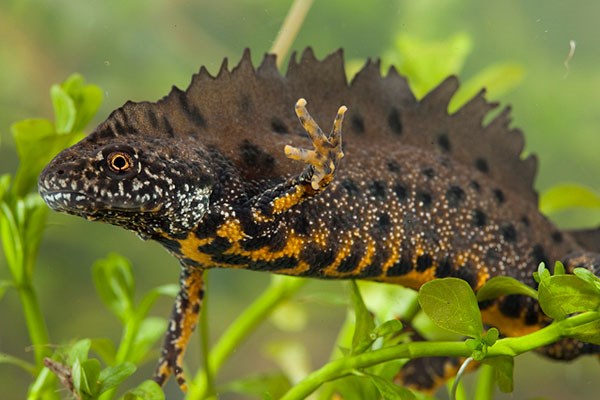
[39,49,599,392]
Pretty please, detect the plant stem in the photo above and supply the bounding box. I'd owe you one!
[283,341,468,400]
[474,364,496,400]
[17,283,51,368]
[270,0,315,67]
[281,311,600,400]
[187,276,306,399]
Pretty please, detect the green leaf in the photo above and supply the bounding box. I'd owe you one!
[219,372,291,398]
[564,318,600,345]
[0,352,36,374]
[93,253,135,322]
[372,319,404,340]
[554,261,566,275]
[477,276,538,302]
[72,358,101,397]
[129,317,167,364]
[135,283,179,323]
[90,338,117,365]
[122,380,165,400]
[573,268,600,292]
[386,32,472,99]
[350,281,376,354]
[540,184,600,216]
[81,359,101,395]
[534,262,551,283]
[51,84,76,134]
[60,74,104,132]
[538,275,600,319]
[449,62,524,113]
[483,356,514,393]
[418,278,483,338]
[482,328,499,346]
[67,339,91,365]
[97,363,136,394]
[11,118,84,196]
[367,374,416,400]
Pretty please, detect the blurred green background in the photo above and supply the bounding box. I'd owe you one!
[1,0,599,398]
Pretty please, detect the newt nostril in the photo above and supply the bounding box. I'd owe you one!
[57,169,65,176]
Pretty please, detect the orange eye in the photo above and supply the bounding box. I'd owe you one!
[107,151,134,173]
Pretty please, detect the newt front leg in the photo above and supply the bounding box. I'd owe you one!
[154,265,204,391]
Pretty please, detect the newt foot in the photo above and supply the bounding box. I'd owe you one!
[285,98,347,190]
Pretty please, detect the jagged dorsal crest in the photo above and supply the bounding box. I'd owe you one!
[93,47,538,203]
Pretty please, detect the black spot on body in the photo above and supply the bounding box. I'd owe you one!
[159,237,182,253]
[359,249,387,278]
[501,224,517,242]
[434,257,453,278]
[239,94,251,113]
[451,264,478,288]
[552,231,563,243]
[478,299,494,310]
[393,184,408,202]
[175,90,207,128]
[147,109,159,128]
[531,244,549,267]
[498,295,522,318]
[249,256,299,271]
[387,160,401,173]
[194,214,223,238]
[340,179,360,196]
[475,158,489,173]
[446,185,465,208]
[181,257,204,268]
[485,247,501,264]
[271,118,288,134]
[240,235,272,251]
[240,140,275,172]
[376,213,392,234]
[291,213,310,236]
[337,253,361,273]
[416,254,433,272]
[472,209,487,227]
[388,108,403,134]
[369,180,387,199]
[437,133,451,152]
[387,257,412,276]
[211,253,253,265]
[469,180,481,192]
[351,113,365,133]
[301,244,336,275]
[524,305,539,325]
[162,116,175,137]
[198,237,232,254]
[337,242,364,273]
[416,192,432,208]
[493,189,505,204]
[521,216,530,227]
[268,229,288,252]
[422,168,435,179]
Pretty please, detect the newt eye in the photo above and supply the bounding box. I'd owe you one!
[107,151,134,173]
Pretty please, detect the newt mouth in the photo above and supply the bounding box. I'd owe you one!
[39,190,161,213]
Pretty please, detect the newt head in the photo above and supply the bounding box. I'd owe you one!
[38,129,215,240]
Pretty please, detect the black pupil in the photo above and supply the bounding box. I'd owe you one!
[113,155,127,170]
